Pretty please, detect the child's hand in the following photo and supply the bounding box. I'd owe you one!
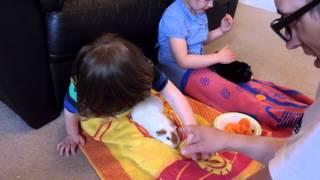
[216,46,236,64]
[220,14,233,33]
[57,134,86,157]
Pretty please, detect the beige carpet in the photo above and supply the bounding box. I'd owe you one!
[1,3,319,180]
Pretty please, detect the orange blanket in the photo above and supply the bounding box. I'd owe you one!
[80,96,284,180]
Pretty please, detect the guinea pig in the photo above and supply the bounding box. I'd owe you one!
[131,96,180,148]
[209,60,252,84]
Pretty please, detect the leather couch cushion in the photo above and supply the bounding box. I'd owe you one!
[46,0,172,63]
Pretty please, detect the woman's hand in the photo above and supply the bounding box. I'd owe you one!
[57,134,86,157]
[178,125,230,159]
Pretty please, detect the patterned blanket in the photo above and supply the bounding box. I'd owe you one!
[80,95,290,179]
[183,68,313,136]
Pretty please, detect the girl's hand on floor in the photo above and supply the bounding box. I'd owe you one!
[57,134,86,157]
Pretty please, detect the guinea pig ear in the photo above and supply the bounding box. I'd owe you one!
[156,129,167,136]
[171,132,179,144]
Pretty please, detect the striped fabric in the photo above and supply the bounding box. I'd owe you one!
[80,94,292,179]
[183,68,313,136]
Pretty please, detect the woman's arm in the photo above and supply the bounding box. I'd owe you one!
[225,134,286,164]
[179,125,286,164]
[160,81,196,126]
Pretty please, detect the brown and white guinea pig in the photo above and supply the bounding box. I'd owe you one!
[131,96,180,148]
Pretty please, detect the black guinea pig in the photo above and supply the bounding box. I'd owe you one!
[208,61,252,84]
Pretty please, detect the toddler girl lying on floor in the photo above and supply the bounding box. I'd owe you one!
[57,33,196,157]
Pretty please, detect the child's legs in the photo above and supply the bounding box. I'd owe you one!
[157,63,187,90]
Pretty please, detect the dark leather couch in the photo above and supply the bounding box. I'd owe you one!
[0,0,238,128]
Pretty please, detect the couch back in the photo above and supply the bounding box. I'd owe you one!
[0,0,237,128]
[45,0,172,63]
[44,0,238,64]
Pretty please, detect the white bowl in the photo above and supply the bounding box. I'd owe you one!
[213,112,262,136]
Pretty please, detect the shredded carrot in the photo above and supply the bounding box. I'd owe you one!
[224,118,254,135]
[239,118,250,128]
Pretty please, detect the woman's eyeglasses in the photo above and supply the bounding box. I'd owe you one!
[270,0,320,42]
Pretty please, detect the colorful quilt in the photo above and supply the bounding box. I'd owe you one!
[183,68,313,136]
[80,95,290,180]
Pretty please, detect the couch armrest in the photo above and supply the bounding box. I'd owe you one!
[0,0,61,128]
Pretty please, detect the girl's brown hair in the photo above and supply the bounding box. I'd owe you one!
[72,34,153,117]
